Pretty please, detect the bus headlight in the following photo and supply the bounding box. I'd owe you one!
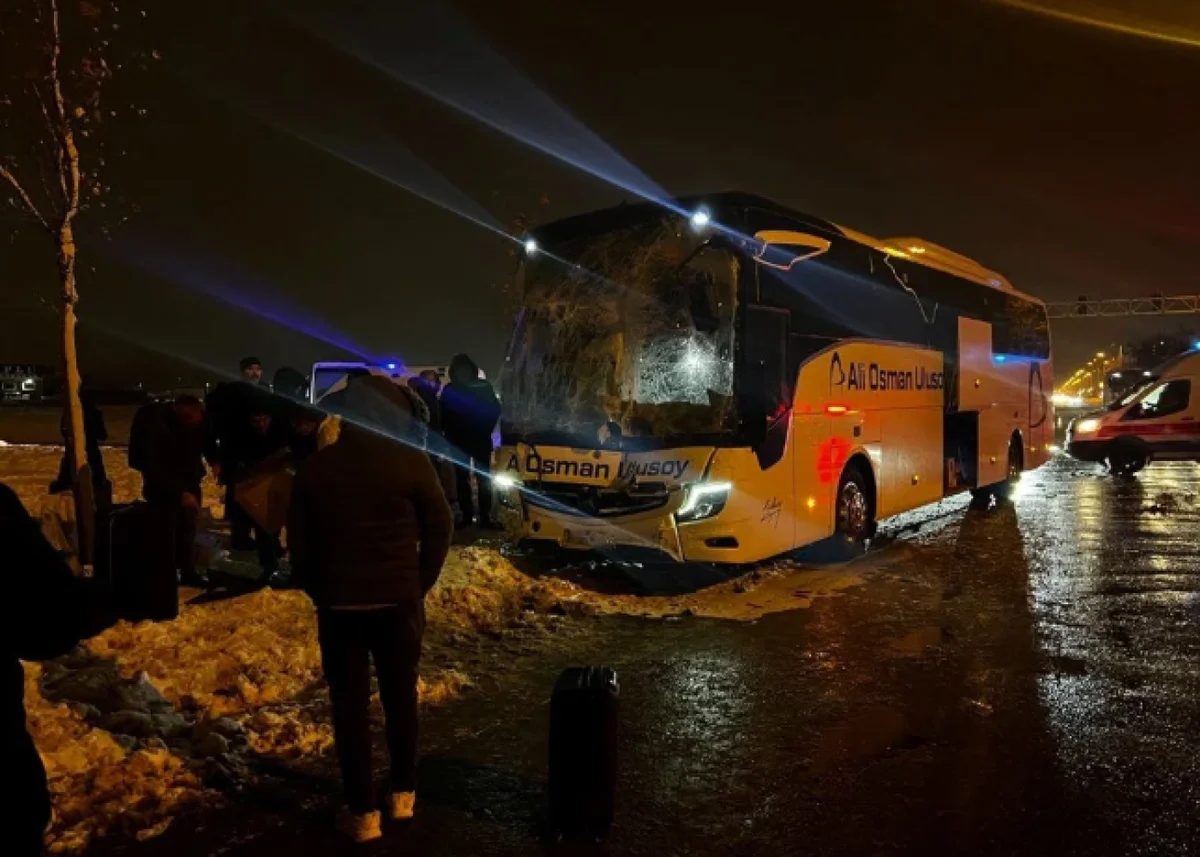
[676,481,732,523]
[493,472,521,508]
[1073,418,1101,435]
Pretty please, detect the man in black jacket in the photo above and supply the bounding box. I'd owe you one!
[440,354,502,529]
[49,390,112,506]
[288,405,453,843]
[204,357,271,544]
[2,482,110,856]
[128,396,207,601]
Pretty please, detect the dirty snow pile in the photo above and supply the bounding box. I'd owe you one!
[25,547,569,852]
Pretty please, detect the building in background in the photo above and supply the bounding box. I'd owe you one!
[0,364,57,403]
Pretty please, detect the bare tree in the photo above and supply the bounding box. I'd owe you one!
[1,0,148,560]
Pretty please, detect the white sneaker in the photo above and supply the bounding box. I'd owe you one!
[336,809,383,843]
[386,791,416,821]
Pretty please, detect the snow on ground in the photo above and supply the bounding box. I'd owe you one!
[3,446,863,851]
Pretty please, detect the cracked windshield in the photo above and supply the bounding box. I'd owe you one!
[501,216,737,446]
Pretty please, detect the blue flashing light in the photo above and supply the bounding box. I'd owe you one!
[385,362,397,370]
[994,354,1007,363]
[1192,340,1200,352]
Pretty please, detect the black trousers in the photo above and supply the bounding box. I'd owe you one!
[454,445,494,524]
[317,603,425,814]
[226,483,279,574]
[142,485,198,619]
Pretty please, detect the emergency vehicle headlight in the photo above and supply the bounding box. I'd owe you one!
[1074,418,1101,435]
[676,481,732,523]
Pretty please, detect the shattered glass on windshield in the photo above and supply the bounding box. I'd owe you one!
[500,215,737,445]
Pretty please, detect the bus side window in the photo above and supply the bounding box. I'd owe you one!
[744,305,791,469]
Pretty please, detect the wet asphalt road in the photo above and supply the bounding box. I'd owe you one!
[112,456,1200,857]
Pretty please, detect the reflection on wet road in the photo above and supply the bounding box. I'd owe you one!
[1015,459,1200,853]
[121,456,1200,856]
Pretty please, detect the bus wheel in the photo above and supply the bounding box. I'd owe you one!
[972,439,1022,507]
[993,438,1024,503]
[835,464,874,552]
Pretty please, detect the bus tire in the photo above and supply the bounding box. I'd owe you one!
[835,462,875,554]
[971,437,1023,507]
[992,437,1024,503]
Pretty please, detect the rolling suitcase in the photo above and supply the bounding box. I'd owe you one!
[548,666,619,840]
[99,502,178,622]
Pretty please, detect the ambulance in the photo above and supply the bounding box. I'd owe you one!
[1067,349,1200,475]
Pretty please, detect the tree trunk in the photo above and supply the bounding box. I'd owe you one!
[59,220,94,564]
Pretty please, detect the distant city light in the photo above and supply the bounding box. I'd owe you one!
[524,237,538,255]
[690,207,711,229]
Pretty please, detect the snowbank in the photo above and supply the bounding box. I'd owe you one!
[26,551,564,852]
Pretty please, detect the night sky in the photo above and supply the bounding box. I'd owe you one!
[3,0,1199,386]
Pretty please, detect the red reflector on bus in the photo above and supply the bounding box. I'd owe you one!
[826,404,849,415]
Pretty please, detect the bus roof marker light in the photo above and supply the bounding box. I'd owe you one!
[690,207,711,230]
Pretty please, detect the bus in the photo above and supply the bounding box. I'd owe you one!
[494,193,1052,563]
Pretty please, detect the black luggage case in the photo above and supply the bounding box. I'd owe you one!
[548,666,619,840]
[97,503,178,622]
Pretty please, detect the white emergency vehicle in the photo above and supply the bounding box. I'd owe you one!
[1067,349,1200,474]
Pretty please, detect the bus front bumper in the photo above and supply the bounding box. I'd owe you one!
[498,502,755,564]
[501,503,685,561]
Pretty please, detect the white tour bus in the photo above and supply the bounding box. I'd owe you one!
[493,193,1053,564]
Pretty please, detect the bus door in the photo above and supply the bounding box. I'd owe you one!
[1028,361,1050,466]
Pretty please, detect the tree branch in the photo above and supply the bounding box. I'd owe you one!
[47,0,81,222]
[0,163,50,230]
[33,82,68,204]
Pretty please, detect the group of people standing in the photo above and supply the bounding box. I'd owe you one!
[408,354,504,530]
[126,356,321,593]
[7,350,508,854]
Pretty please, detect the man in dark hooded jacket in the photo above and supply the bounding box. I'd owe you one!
[1,482,110,856]
[289,373,452,842]
[440,354,502,529]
